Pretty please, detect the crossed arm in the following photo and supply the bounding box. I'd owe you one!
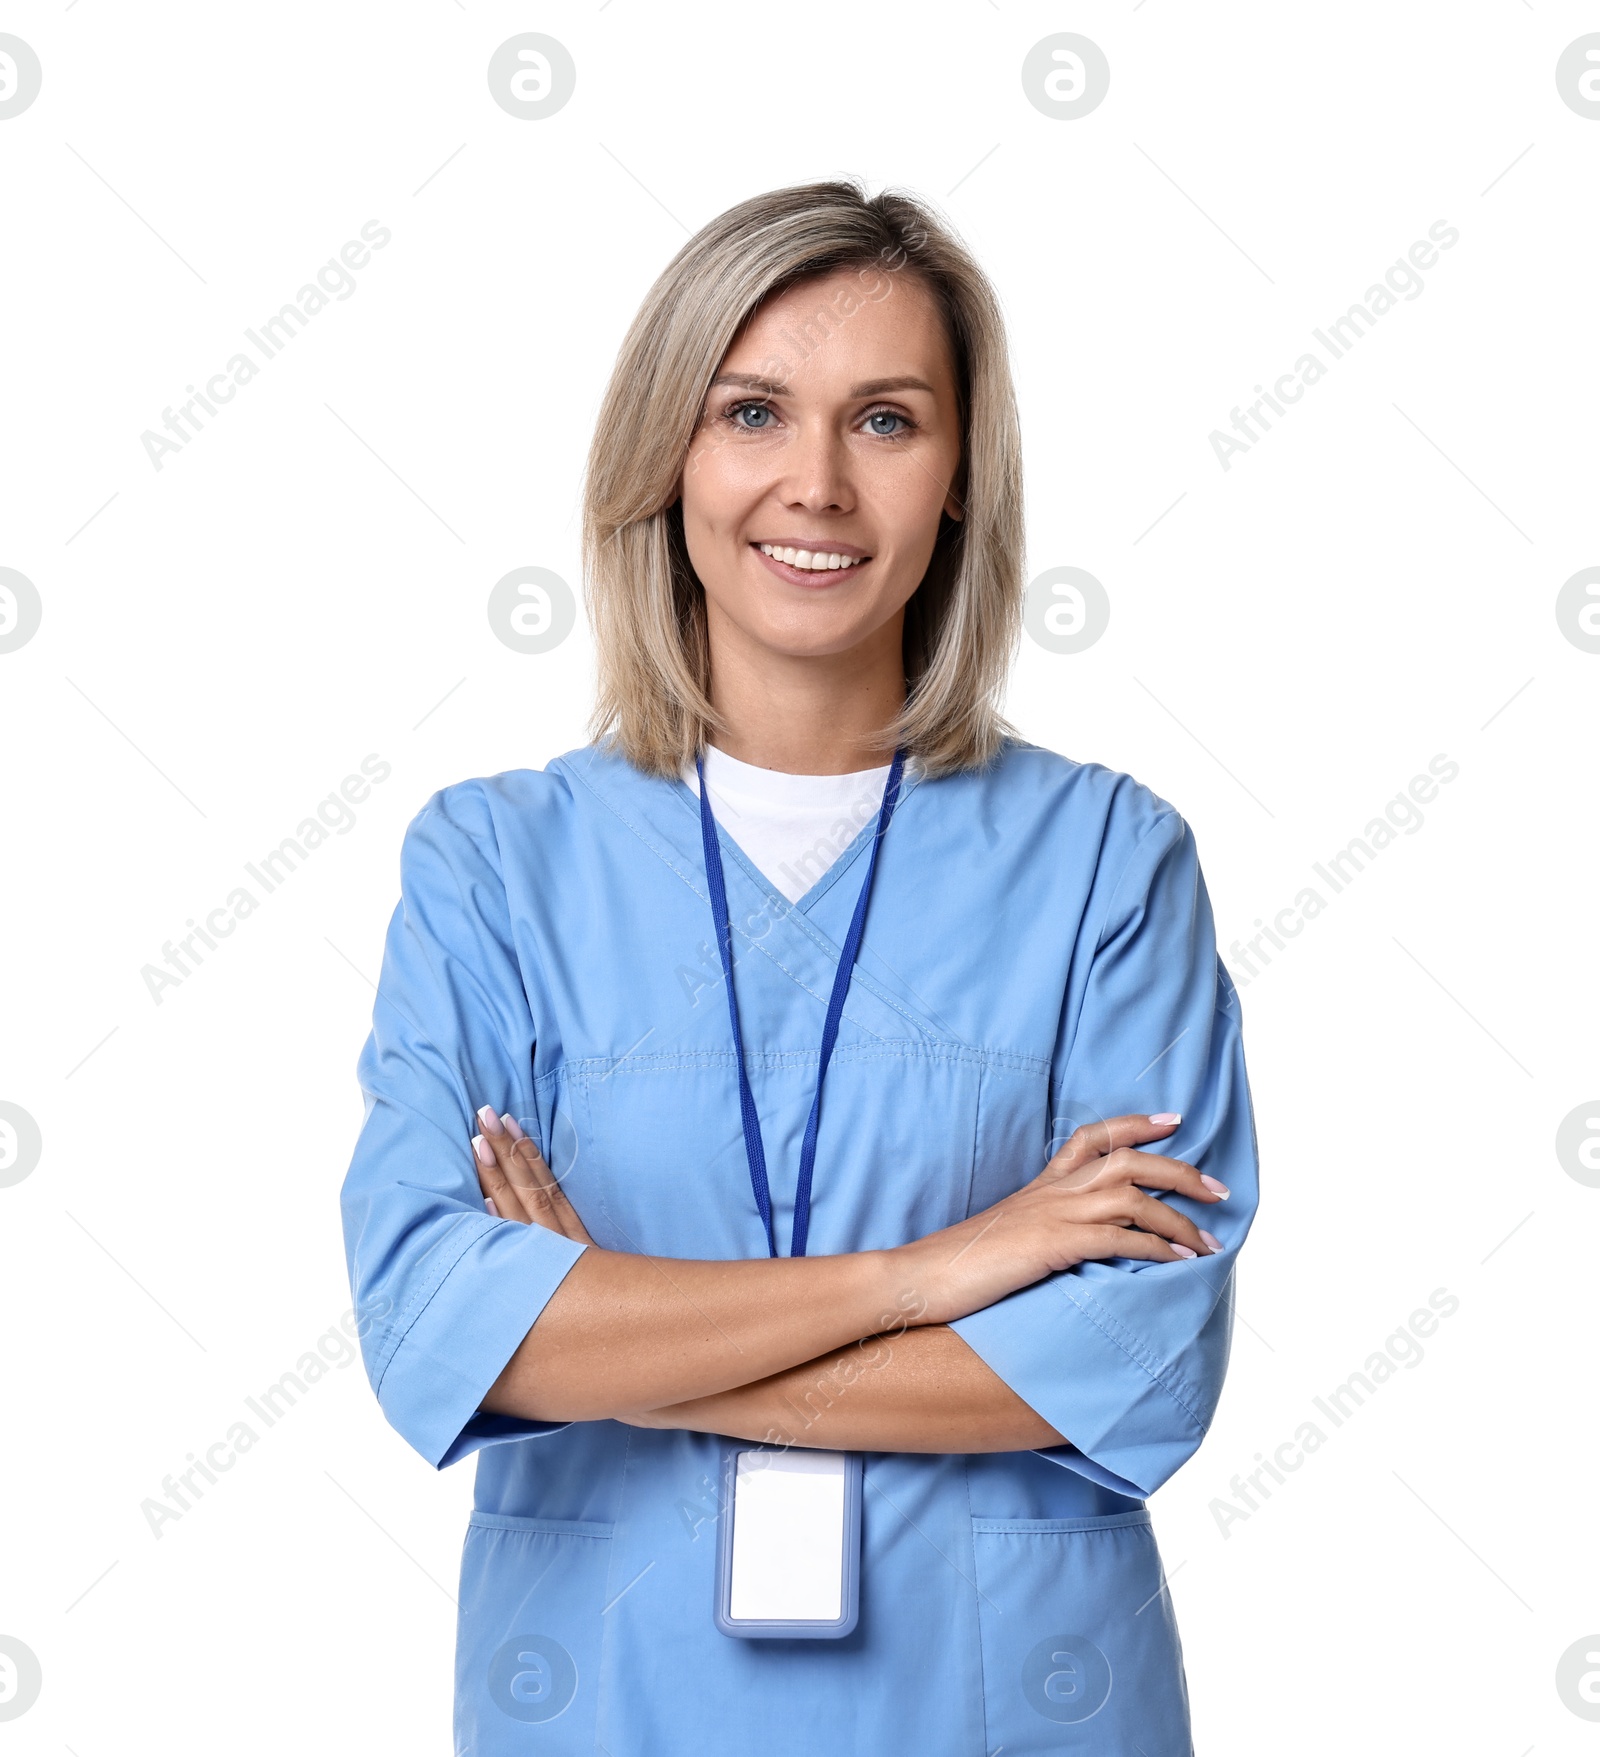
[624,1322,1061,1453]
[471,1106,1229,1453]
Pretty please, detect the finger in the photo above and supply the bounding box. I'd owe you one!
[1088,1187,1229,1258]
[1064,1223,1205,1267]
[476,1104,533,1195]
[1073,1186,1220,1256]
[498,1117,558,1201]
[506,1128,597,1245]
[1041,1113,1184,1180]
[502,1115,597,1246]
[1124,1190,1217,1256]
[473,1130,532,1223]
[508,1138,573,1231]
[1082,1146,1226,1206]
[481,1108,592,1243]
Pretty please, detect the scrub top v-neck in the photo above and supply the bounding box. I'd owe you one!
[340,735,1260,1756]
[682,743,895,907]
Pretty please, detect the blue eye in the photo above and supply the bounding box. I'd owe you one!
[721,400,915,437]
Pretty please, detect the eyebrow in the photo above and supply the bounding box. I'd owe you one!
[709,372,938,398]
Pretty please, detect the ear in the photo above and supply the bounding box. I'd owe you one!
[942,488,965,522]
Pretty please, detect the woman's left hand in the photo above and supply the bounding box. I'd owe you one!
[470,1111,672,1428]
[471,1107,596,1247]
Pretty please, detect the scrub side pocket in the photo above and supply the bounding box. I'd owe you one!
[453,1512,615,1756]
[971,1511,1192,1757]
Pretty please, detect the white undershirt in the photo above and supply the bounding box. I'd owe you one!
[684,745,894,905]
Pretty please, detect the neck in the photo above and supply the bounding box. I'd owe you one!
[704,604,905,775]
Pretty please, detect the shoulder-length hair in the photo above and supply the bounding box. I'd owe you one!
[582,177,1024,778]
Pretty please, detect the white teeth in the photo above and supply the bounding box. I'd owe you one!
[758,544,867,571]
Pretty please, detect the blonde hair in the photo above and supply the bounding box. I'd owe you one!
[582,177,1024,778]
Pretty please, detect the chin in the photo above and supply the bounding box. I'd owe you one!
[746,612,883,660]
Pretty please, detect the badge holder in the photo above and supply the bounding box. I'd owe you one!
[714,1446,862,1639]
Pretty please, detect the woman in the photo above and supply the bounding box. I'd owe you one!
[341,178,1257,1755]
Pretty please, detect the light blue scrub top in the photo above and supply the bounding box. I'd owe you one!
[340,737,1260,1755]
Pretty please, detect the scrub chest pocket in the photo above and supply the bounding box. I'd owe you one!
[580,1047,995,1261]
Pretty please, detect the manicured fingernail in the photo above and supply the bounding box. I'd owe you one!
[473,1135,494,1167]
[484,1197,500,1217]
[477,1105,504,1135]
[1149,1112,1181,1125]
[1200,1175,1230,1197]
[1169,1243,1198,1259]
[502,1114,526,1141]
[1199,1230,1223,1254]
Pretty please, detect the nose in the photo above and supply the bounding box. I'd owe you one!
[778,417,855,514]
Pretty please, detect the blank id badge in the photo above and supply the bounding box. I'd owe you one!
[714,1446,862,1638]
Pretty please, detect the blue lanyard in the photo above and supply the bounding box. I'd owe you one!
[696,748,907,1258]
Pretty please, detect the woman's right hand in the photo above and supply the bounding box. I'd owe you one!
[892,1113,1228,1328]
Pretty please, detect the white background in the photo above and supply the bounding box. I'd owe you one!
[2,2,1596,1751]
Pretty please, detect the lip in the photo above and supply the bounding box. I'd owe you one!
[749,540,874,589]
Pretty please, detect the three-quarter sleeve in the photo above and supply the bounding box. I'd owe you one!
[949,806,1260,1498]
[339,783,590,1470]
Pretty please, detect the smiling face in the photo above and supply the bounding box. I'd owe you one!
[676,268,965,673]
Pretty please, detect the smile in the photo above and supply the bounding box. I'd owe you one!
[752,542,873,582]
